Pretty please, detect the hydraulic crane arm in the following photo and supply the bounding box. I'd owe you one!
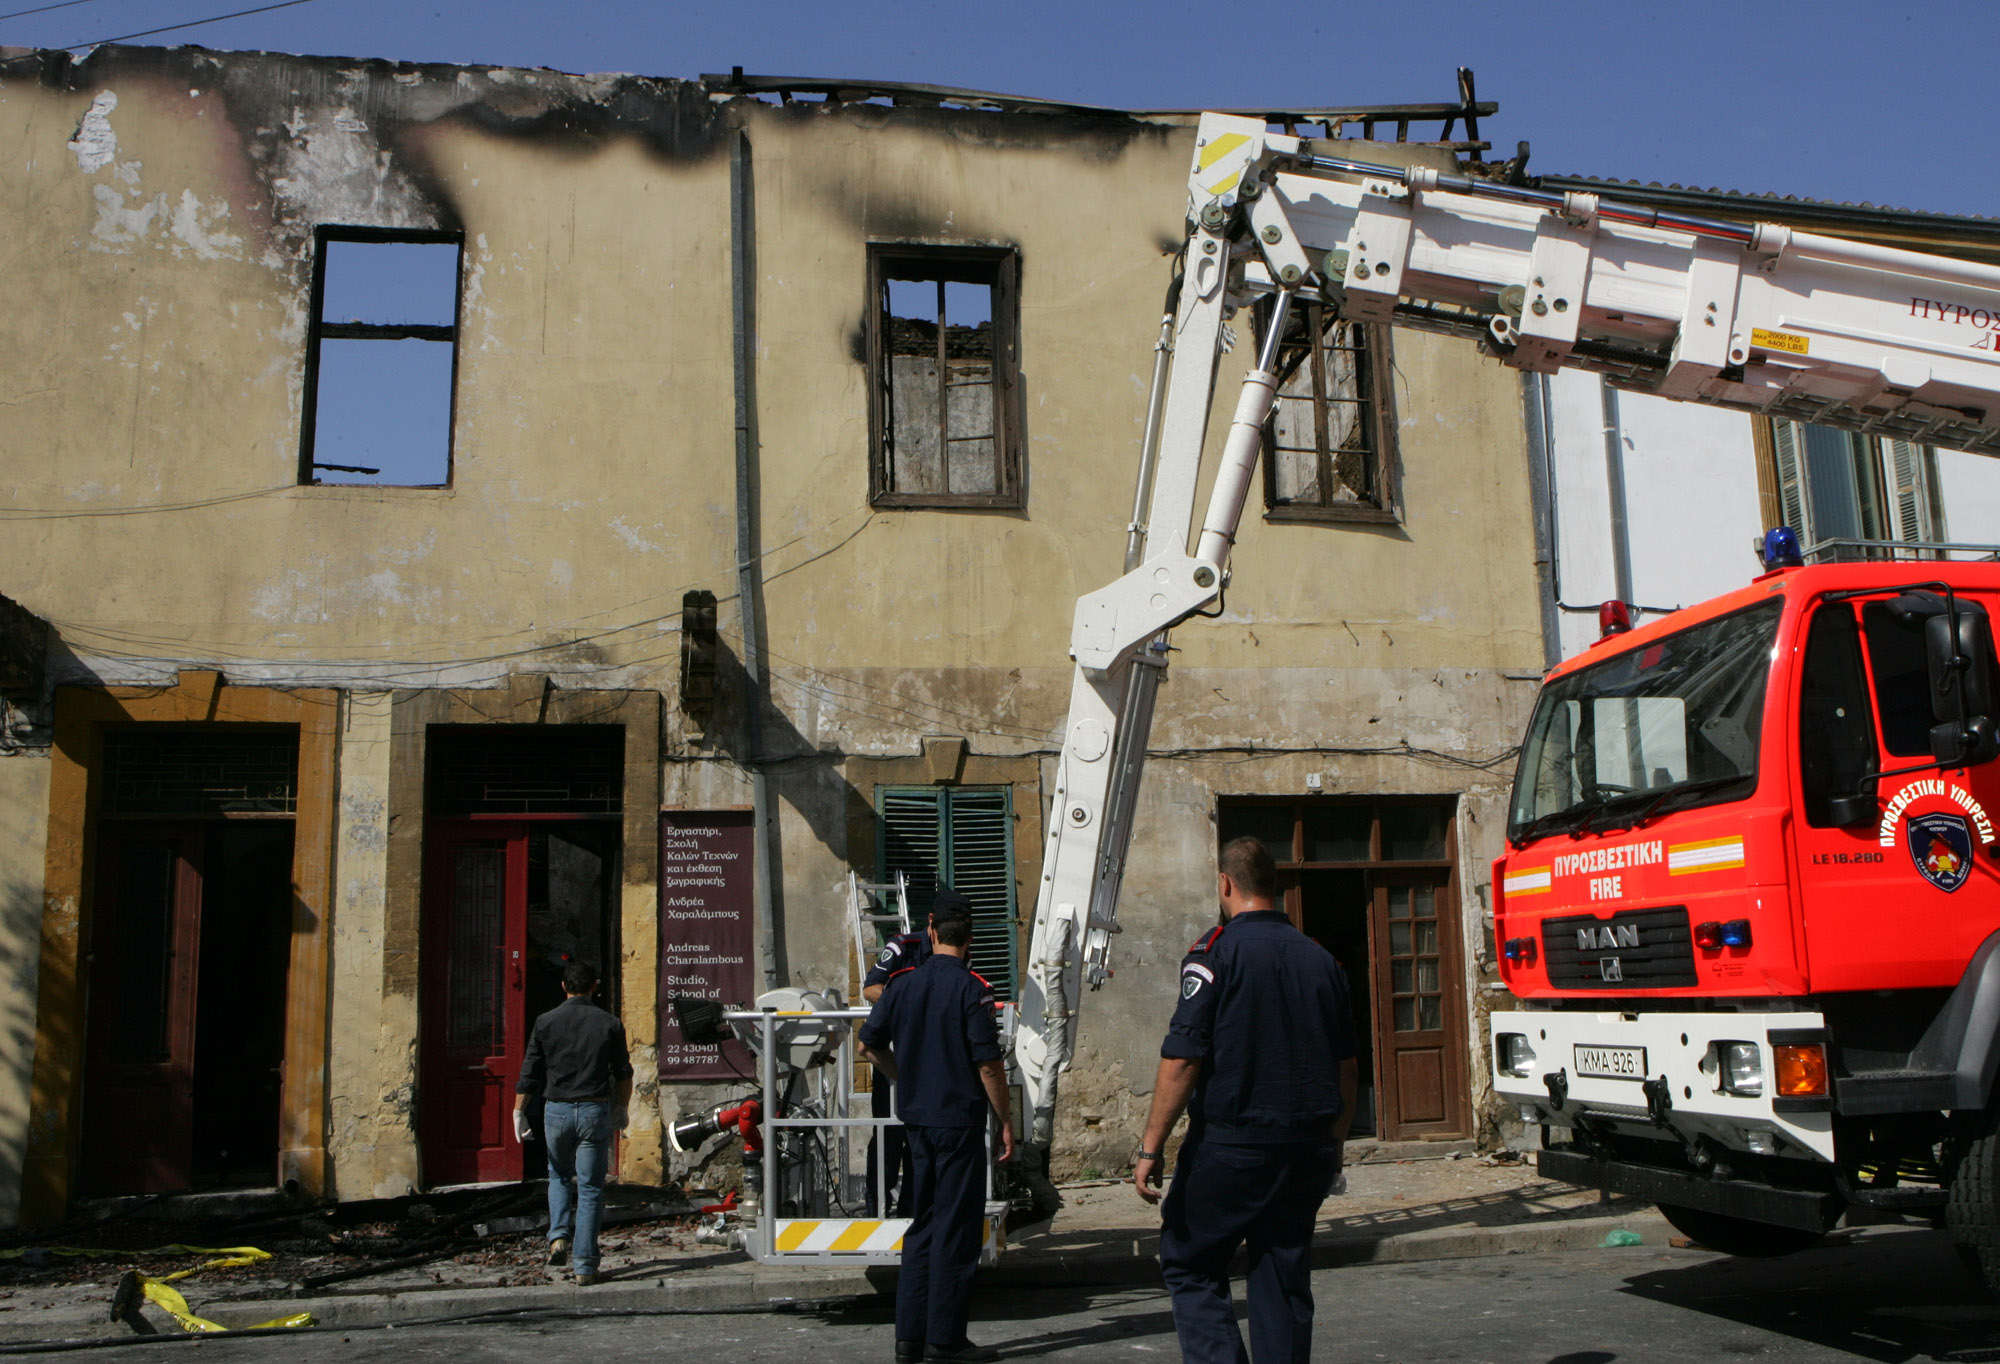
[1008,112,2000,1180]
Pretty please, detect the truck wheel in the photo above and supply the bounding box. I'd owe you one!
[1948,1118,2000,1294]
[1656,1203,1824,1257]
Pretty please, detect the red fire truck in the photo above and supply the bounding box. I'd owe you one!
[1491,534,2000,1281]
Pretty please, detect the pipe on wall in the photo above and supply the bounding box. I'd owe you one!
[731,128,783,992]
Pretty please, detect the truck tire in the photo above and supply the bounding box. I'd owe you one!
[1948,1118,2000,1295]
[1656,1203,1823,1257]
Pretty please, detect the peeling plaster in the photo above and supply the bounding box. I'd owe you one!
[66,90,116,172]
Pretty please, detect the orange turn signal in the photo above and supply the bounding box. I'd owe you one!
[1774,1044,1828,1097]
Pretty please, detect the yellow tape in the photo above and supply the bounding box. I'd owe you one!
[0,1244,273,1266]
[137,1277,311,1334]
[27,1245,310,1335]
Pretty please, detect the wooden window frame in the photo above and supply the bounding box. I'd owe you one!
[299,225,465,488]
[1258,302,1402,526]
[866,244,1023,510]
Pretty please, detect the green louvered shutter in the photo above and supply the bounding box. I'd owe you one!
[876,785,1020,1001]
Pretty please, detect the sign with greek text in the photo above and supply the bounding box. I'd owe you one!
[657,810,757,1080]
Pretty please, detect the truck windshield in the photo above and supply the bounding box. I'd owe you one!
[1508,600,1783,843]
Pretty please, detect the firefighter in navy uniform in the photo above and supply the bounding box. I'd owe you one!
[860,892,957,1215]
[1134,836,1359,1364]
[859,899,1015,1364]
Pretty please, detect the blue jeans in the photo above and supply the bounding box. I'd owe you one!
[544,1100,612,1275]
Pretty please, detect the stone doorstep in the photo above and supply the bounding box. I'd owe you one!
[1347,1138,1481,1164]
[0,1209,1686,1343]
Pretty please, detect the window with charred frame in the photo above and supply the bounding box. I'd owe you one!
[301,227,463,487]
[868,246,1021,508]
[1258,299,1401,523]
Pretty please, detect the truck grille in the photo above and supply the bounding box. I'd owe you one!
[1540,906,1697,989]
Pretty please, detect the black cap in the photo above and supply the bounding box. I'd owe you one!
[930,888,972,915]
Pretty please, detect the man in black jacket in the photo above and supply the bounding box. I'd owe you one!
[1134,836,1359,1364]
[514,960,632,1285]
[858,901,1013,1364]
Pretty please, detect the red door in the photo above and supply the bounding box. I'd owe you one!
[420,821,529,1185]
[81,825,203,1195]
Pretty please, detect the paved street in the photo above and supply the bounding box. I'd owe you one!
[123,1226,2000,1363]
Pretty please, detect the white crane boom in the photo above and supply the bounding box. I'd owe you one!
[1008,111,2000,1185]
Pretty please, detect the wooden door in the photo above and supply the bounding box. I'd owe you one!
[81,825,204,1195]
[1371,875,1469,1139]
[420,821,529,1185]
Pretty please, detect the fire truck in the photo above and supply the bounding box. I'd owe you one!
[1489,548,2000,1276]
[1008,107,2000,1290]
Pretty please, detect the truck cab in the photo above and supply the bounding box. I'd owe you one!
[1491,540,2000,1259]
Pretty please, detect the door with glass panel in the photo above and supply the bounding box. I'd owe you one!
[1371,873,1468,1138]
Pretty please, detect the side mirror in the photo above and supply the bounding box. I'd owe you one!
[1825,792,1878,829]
[1925,600,2000,766]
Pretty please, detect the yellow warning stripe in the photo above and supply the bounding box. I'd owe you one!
[828,1221,880,1251]
[775,1221,815,1251]
[1197,132,1248,171]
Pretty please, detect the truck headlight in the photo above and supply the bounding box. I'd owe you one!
[1498,1033,1536,1078]
[1717,1041,1763,1095]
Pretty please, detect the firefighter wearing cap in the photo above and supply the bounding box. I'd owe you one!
[1134,835,1359,1364]
[858,897,1014,1364]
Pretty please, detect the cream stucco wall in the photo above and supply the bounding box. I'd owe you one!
[1,43,1546,1200]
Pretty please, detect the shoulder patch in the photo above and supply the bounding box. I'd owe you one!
[875,943,900,967]
[1186,924,1226,955]
[1180,961,1214,999]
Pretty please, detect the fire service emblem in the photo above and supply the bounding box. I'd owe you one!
[1908,812,1975,893]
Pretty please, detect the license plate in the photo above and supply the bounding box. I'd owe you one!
[1574,1044,1647,1079]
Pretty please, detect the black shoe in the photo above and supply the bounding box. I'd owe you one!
[926,1344,999,1363]
[895,1343,924,1363]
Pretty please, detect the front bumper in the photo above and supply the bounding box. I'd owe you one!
[1536,1147,1840,1232]
[1491,1008,1835,1163]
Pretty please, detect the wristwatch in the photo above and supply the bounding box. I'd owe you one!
[1136,1148,1164,1162]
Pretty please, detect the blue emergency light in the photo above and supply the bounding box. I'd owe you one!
[1761,526,1805,571]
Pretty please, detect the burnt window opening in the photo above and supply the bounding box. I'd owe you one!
[425,725,625,816]
[1258,300,1401,524]
[100,728,299,816]
[301,228,462,488]
[868,246,1021,508]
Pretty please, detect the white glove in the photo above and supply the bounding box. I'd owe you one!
[512,1109,534,1145]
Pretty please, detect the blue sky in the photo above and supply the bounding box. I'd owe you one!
[4,0,1997,219]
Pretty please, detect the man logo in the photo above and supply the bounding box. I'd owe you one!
[1600,957,1624,983]
[1576,923,1640,951]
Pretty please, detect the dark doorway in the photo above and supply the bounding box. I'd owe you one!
[1298,869,1375,1137]
[81,728,299,1197]
[191,824,294,1183]
[419,726,623,1187]
[1218,795,1466,1141]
